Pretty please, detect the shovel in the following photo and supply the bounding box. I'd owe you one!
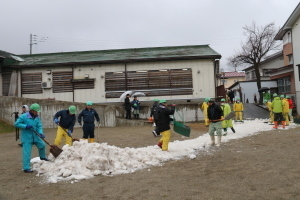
[57,125,80,142]
[31,130,63,158]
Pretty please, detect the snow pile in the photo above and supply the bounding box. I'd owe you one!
[32,119,298,183]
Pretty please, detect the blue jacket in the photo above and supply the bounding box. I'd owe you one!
[131,100,140,110]
[14,112,44,143]
[54,109,76,131]
[78,108,100,124]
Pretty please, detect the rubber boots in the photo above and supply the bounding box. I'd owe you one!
[216,136,222,147]
[157,142,163,149]
[90,138,95,143]
[281,121,285,129]
[273,121,278,129]
[210,135,215,146]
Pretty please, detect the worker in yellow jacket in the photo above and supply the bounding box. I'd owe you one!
[200,97,210,127]
[281,95,290,126]
[233,97,244,122]
[264,100,274,125]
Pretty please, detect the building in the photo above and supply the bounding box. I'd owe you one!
[219,71,245,89]
[1,45,221,103]
[275,2,300,113]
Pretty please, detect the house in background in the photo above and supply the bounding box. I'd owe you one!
[218,71,245,89]
[275,2,300,114]
[1,45,221,103]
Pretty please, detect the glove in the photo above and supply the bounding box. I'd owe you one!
[79,122,82,126]
[25,125,32,129]
[54,118,59,124]
[67,130,72,137]
[39,134,45,138]
[97,121,100,126]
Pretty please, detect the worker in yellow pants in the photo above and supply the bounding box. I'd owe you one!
[201,97,210,127]
[233,97,244,121]
[156,99,175,151]
[54,106,76,146]
[264,100,274,124]
[281,95,290,126]
[158,130,171,151]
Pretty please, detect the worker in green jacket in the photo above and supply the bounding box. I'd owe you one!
[271,93,285,129]
[220,98,235,136]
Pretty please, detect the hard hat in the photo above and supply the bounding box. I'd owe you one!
[236,97,240,100]
[263,100,268,103]
[153,99,159,102]
[273,93,277,97]
[204,97,211,102]
[221,98,226,102]
[69,105,76,114]
[30,103,40,112]
[280,95,285,98]
[286,96,290,99]
[159,99,167,103]
[86,101,93,106]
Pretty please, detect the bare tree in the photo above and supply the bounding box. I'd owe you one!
[227,22,280,104]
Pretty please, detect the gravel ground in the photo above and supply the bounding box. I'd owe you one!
[1,122,300,200]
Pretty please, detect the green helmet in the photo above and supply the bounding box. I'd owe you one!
[273,93,277,97]
[204,97,210,102]
[280,95,285,98]
[86,101,93,106]
[69,105,76,114]
[159,99,167,103]
[30,103,40,112]
[263,100,268,103]
[153,99,159,102]
[236,97,240,100]
[286,96,290,99]
[221,98,225,102]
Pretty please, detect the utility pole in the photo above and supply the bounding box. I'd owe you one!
[29,34,37,54]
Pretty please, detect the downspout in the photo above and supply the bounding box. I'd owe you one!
[125,63,127,91]
[20,69,23,97]
[72,66,74,102]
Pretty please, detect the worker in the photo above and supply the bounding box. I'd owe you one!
[286,96,294,123]
[14,103,48,173]
[207,99,224,147]
[233,97,244,122]
[156,99,176,151]
[78,101,100,143]
[271,93,284,129]
[53,106,76,146]
[200,97,210,127]
[220,98,235,136]
[281,95,289,126]
[264,99,274,125]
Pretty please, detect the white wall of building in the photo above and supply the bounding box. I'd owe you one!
[292,16,300,113]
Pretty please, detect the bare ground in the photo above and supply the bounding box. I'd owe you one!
[1,122,300,200]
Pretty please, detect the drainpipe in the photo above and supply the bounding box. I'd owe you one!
[72,66,74,102]
[20,69,22,97]
[125,63,127,91]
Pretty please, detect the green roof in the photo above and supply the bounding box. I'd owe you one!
[13,45,221,67]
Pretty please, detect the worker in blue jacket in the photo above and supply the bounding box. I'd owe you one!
[14,103,48,173]
[53,106,76,146]
[78,101,100,143]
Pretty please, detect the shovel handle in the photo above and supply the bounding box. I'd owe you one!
[58,124,77,141]
[31,130,51,146]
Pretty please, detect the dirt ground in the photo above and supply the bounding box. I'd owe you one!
[1,122,300,200]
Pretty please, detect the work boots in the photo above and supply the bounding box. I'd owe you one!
[216,136,222,147]
[281,121,285,129]
[273,121,278,129]
[210,135,215,146]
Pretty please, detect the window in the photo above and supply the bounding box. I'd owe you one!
[246,72,250,80]
[21,72,43,94]
[52,71,73,93]
[263,69,271,76]
[251,71,256,79]
[278,77,291,93]
[105,68,193,98]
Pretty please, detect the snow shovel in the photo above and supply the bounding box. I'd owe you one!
[173,109,191,137]
[57,125,80,142]
[31,130,63,158]
[224,111,235,120]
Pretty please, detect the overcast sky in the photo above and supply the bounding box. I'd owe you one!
[1,0,299,70]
